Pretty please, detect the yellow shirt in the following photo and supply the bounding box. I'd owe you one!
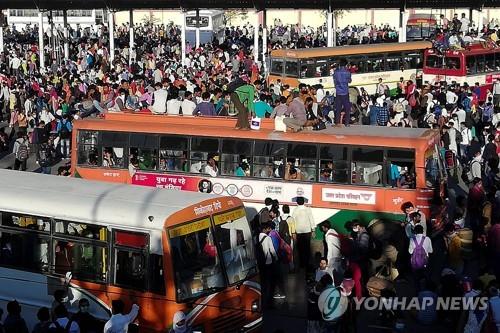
[284,215,296,235]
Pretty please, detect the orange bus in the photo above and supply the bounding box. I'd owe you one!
[0,170,261,333]
[268,41,432,95]
[71,113,446,233]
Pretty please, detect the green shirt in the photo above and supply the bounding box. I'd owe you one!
[234,85,256,112]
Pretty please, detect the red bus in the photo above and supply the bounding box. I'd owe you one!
[423,43,500,100]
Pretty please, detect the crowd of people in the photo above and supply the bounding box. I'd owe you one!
[0,8,500,333]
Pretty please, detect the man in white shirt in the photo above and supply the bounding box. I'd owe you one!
[318,221,342,276]
[493,78,500,108]
[166,97,182,115]
[148,83,168,114]
[446,88,458,107]
[405,211,427,238]
[454,107,466,126]
[203,155,218,177]
[459,122,472,161]
[470,150,483,179]
[258,222,279,307]
[460,13,470,33]
[181,92,196,115]
[104,300,139,333]
[292,196,315,270]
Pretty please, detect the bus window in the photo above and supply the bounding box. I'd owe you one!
[445,56,461,70]
[54,240,107,283]
[168,218,225,301]
[319,145,349,184]
[425,55,443,68]
[466,56,477,74]
[385,53,401,71]
[270,58,284,75]
[0,231,49,272]
[476,55,486,73]
[54,220,107,241]
[348,56,366,73]
[77,130,99,166]
[190,137,219,174]
[253,141,286,178]
[402,52,422,69]
[159,136,188,172]
[113,231,148,290]
[129,134,158,171]
[316,59,329,77]
[300,59,315,78]
[212,208,257,285]
[0,212,51,232]
[286,143,317,181]
[285,60,299,77]
[101,132,127,168]
[485,53,495,72]
[351,148,384,186]
[366,56,384,73]
[220,139,252,176]
[386,149,416,189]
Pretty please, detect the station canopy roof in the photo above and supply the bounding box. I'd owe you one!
[0,0,498,10]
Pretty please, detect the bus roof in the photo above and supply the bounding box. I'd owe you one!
[427,43,500,56]
[75,114,439,150]
[270,41,432,59]
[0,169,222,233]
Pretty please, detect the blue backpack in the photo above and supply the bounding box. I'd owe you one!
[411,236,428,271]
[433,104,442,117]
[462,98,471,112]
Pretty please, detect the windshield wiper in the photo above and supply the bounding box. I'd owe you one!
[235,265,258,289]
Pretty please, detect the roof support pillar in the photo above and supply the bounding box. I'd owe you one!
[253,12,259,64]
[477,8,484,33]
[262,9,267,73]
[108,9,115,67]
[38,11,45,69]
[0,25,4,56]
[327,9,334,47]
[181,11,186,65]
[195,9,200,49]
[63,10,69,60]
[398,8,407,43]
[129,10,134,65]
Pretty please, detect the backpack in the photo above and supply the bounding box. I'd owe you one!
[410,236,428,271]
[16,139,29,161]
[278,217,292,245]
[462,98,471,112]
[59,121,70,139]
[433,104,442,117]
[277,234,292,264]
[48,320,72,333]
[482,104,493,123]
[463,159,482,183]
[38,144,53,167]
[255,235,274,267]
[393,101,405,114]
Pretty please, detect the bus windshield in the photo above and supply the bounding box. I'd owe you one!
[169,218,225,302]
[168,208,256,302]
[212,208,257,285]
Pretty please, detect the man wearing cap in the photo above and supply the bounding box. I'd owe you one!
[333,58,352,127]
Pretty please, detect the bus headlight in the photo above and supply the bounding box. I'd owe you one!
[251,300,259,312]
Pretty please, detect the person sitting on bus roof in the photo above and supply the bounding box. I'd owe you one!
[284,90,307,132]
[193,92,216,117]
[270,96,288,119]
[149,82,168,115]
[254,94,273,118]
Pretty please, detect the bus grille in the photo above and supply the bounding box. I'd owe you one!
[212,311,246,332]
